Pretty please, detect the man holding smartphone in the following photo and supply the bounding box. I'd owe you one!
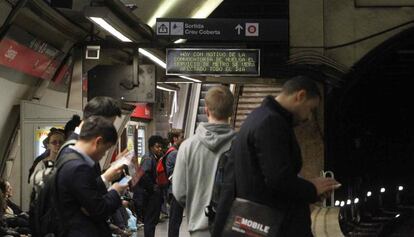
[214,76,340,237]
[56,116,129,237]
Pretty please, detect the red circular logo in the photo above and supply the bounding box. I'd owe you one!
[248,25,256,33]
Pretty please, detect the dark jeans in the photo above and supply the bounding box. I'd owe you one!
[143,189,163,237]
[168,196,184,237]
[133,187,145,222]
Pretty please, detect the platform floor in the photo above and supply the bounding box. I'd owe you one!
[135,216,191,237]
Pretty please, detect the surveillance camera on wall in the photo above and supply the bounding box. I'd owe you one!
[86,45,100,59]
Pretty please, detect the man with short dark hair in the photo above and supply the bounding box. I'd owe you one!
[56,116,129,237]
[83,96,122,121]
[166,129,185,237]
[56,96,125,196]
[58,96,122,148]
[138,135,165,237]
[219,76,339,236]
[173,86,236,237]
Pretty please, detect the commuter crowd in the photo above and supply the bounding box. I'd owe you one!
[1,76,340,237]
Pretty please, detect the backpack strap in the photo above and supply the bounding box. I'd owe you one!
[55,139,77,163]
[165,146,177,156]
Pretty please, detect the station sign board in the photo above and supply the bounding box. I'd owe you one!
[166,48,260,76]
[156,18,288,42]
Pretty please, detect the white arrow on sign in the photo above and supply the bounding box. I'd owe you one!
[235,24,243,35]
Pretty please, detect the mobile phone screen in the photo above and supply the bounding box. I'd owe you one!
[119,175,132,185]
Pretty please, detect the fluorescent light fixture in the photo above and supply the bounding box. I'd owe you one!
[138,49,202,82]
[148,0,223,27]
[157,85,176,92]
[346,199,351,205]
[335,200,340,206]
[191,0,223,18]
[380,188,386,193]
[139,48,166,69]
[170,91,178,119]
[174,39,187,44]
[179,76,201,83]
[367,191,372,197]
[162,81,195,84]
[148,0,179,27]
[90,17,132,42]
[85,7,143,42]
[354,198,359,204]
[340,201,345,207]
[398,186,404,191]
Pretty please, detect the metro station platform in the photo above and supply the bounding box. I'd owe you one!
[135,217,190,237]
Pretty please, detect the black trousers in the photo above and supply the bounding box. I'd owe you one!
[143,189,163,237]
[168,196,184,237]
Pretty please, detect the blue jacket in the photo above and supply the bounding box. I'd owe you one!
[138,152,158,192]
[165,148,178,195]
[56,149,121,237]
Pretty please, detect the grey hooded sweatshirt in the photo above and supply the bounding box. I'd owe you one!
[172,122,236,236]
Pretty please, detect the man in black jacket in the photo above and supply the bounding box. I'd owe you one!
[56,116,128,237]
[228,76,339,236]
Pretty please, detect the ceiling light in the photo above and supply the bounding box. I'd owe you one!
[191,0,223,18]
[148,0,180,27]
[157,85,176,92]
[395,214,400,218]
[335,200,340,206]
[179,76,201,83]
[174,39,187,44]
[380,188,386,193]
[139,48,166,69]
[340,201,345,207]
[354,198,359,204]
[149,0,223,28]
[398,186,404,191]
[162,81,194,84]
[346,199,351,205]
[85,7,141,42]
[367,191,372,197]
[90,17,132,42]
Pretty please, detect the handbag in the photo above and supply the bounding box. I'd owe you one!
[222,198,284,237]
[311,171,344,237]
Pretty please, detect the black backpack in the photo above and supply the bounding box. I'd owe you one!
[29,140,78,237]
[205,148,236,235]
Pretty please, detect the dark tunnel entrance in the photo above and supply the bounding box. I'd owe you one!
[326,27,414,206]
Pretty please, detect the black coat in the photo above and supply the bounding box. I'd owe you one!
[56,150,121,237]
[231,96,318,237]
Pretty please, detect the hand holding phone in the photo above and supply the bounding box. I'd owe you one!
[119,175,132,186]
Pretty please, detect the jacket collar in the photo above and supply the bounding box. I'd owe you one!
[262,96,294,126]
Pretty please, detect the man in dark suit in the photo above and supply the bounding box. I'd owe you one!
[222,76,340,237]
[56,116,128,237]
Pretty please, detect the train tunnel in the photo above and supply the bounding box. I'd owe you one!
[326,27,414,236]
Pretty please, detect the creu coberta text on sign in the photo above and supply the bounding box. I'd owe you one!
[166,48,260,76]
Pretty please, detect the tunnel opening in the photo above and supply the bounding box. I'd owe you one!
[327,27,414,207]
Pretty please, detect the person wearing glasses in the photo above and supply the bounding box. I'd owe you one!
[30,127,65,186]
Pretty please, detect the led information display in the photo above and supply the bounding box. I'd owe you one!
[166,48,260,76]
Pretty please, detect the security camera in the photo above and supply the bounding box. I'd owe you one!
[86,45,100,59]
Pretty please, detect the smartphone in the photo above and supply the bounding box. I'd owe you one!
[119,175,132,185]
[124,150,135,160]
